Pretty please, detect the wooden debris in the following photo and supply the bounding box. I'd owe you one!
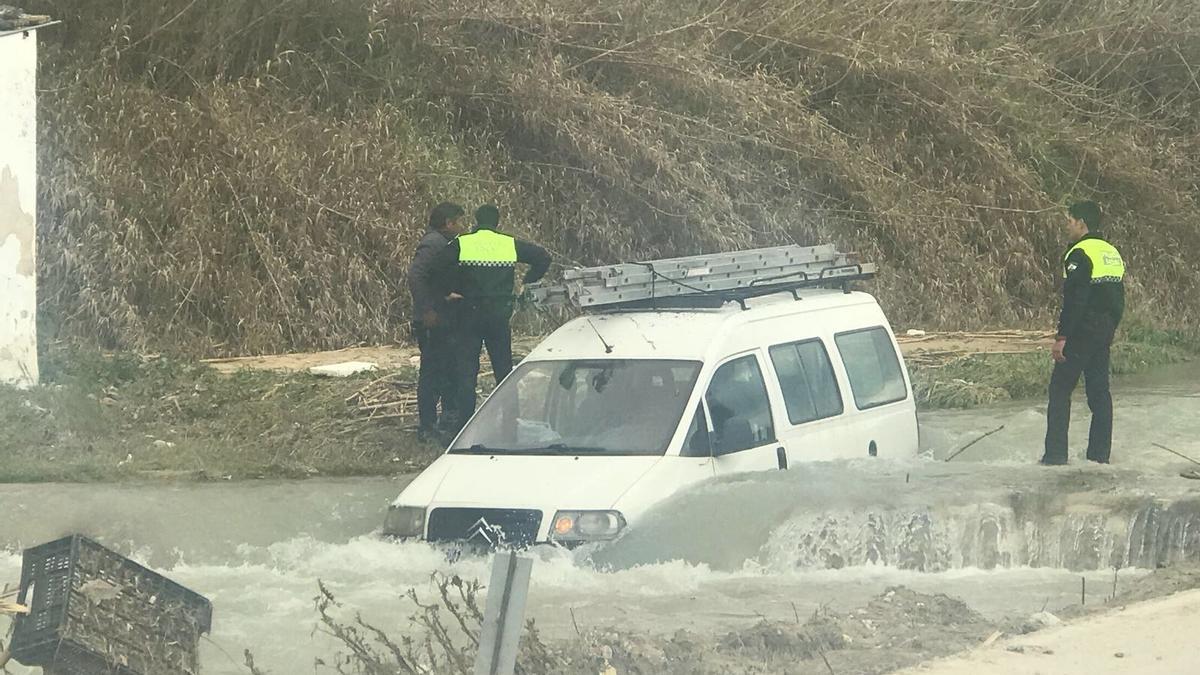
[346,372,419,423]
[0,600,30,615]
[0,6,51,30]
[343,354,518,425]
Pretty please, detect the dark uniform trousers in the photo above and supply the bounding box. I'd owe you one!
[1043,318,1115,464]
[414,321,457,433]
[452,305,514,422]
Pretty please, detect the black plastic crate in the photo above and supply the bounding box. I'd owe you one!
[11,535,213,675]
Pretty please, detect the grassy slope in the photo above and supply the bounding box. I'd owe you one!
[23,0,1200,355]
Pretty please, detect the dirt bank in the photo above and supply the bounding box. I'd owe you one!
[561,565,1200,674]
[896,588,1200,675]
[574,586,995,674]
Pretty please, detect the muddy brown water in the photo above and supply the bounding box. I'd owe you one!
[2,362,1198,674]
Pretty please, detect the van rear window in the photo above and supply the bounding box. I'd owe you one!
[835,327,908,409]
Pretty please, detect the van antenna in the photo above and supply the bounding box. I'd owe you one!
[585,318,614,354]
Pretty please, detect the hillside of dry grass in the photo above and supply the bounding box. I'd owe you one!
[27,0,1200,355]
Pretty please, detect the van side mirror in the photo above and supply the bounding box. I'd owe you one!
[715,417,754,455]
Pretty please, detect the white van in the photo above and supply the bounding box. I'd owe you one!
[383,287,919,547]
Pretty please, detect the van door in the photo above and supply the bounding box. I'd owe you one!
[705,353,784,475]
[767,338,848,461]
[832,326,919,458]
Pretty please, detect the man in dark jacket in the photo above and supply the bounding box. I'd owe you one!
[408,202,467,438]
[432,204,551,423]
[1042,201,1126,466]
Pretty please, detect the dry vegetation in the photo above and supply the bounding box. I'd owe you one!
[246,565,1200,675]
[250,576,995,675]
[0,347,443,482]
[27,0,1200,355]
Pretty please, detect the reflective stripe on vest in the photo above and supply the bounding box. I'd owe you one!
[1064,238,1125,283]
[457,229,518,267]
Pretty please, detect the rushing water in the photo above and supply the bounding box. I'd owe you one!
[1,362,1198,674]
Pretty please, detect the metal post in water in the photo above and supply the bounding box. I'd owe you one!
[474,551,534,675]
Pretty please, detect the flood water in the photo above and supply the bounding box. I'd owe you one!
[2,362,1199,674]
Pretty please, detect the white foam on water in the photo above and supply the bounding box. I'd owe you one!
[0,524,1158,674]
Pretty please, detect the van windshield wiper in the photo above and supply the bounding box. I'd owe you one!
[453,443,609,454]
[452,444,513,454]
[543,443,610,454]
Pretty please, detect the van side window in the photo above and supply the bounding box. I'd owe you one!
[705,355,775,455]
[769,340,843,424]
[835,327,908,409]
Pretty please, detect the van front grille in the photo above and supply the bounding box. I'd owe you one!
[426,508,542,548]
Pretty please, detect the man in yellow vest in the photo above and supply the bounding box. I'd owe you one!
[1041,201,1125,466]
[432,204,551,425]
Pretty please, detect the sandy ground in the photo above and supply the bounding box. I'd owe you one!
[202,345,420,374]
[200,331,1054,374]
[896,589,1200,675]
[896,330,1054,366]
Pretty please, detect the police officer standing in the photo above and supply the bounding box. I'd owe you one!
[408,202,467,439]
[1041,201,1126,465]
[433,204,550,423]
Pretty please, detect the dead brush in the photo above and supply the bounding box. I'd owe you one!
[29,0,1200,355]
[267,574,578,675]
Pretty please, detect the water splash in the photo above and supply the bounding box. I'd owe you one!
[593,460,1200,573]
[758,499,1200,572]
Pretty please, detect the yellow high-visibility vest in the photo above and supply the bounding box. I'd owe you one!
[1064,238,1124,284]
[457,229,517,267]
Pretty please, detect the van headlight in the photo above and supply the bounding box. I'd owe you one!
[382,505,426,538]
[550,510,626,542]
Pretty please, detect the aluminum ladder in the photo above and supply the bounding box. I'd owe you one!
[527,244,875,311]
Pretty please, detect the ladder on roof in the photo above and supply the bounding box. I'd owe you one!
[526,244,876,311]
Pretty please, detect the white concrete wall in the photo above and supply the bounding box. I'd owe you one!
[0,31,39,387]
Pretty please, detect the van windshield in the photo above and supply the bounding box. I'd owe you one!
[450,359,703,456]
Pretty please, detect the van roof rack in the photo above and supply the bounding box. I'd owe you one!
[527,244,876,311]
